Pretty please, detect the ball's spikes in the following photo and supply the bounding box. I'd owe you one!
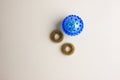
[62,15,84,36]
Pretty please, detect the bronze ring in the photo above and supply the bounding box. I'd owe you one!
[61,43,75,55]
[50,30,64,43]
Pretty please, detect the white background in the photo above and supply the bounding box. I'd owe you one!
[0,0,120,80]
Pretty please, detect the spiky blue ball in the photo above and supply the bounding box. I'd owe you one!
[62,15,84,36]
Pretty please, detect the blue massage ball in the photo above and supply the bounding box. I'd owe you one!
[62,15,84,36]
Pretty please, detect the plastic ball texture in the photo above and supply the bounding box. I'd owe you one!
[62,15,84,36]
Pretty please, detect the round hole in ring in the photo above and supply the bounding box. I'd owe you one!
[54,33,60,40]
